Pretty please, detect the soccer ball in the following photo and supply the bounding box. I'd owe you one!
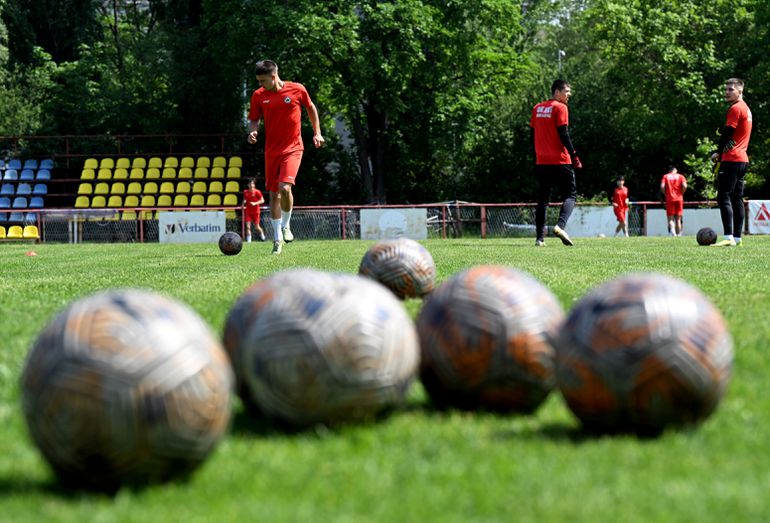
[223,269,420,426]
[21,290,233,488]
[416,265,564,413]
[554,273,732,435]
[358,238,436,299]
[696,227,718,246]
[219,231,243,255]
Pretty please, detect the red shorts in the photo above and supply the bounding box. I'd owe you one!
[614,207,627,223]
[265,150,303,193]
[244,207,261,224]
[666,200,683,217]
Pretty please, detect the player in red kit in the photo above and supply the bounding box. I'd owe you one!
[612,176,629,237]
[247,60,324,255]
[660,166,687,236]
[242,178,265,243]
[711,78,752,247]
[530,79,582,247]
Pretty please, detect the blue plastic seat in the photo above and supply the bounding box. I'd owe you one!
[40,159,54,170]
[3,169,18,180]
[12,196,28,209]
[0,184,13,196]
[24,212,38,224]
[20,170,35,181]
[29,196,44,209]
[0,196,10,208]
[8,212,25,222]
[0,213,6,223]
[16,183,32,195]
[8,159,22,170]
[23,159,38,170]
[33,183,47,195]
[0,159,5,170]
[36,169,51,180]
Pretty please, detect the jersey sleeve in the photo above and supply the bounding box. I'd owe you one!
[248,90,263,121]
[554,103,569,127]
[297,83,311,108]
[725,103,743,129]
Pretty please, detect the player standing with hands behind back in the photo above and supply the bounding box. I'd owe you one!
[711,78,752,247]
[247,60,324,255]
[531,79,582,247]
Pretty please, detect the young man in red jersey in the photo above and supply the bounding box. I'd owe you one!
[612,176,629,237]
[242,178,266,243]
[247,60,324,255]
[711,78,752,247]
[660,166,687,236]
[530,79,582,247]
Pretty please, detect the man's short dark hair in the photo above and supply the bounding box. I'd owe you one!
[255,60,278,76]
[668,165,677,172]
[726,77,744,90]
[617,175,625,182]
[551,79,570,95]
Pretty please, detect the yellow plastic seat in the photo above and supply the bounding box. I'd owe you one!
[164,157,179,169]
[190,194,205,206]
[225,181,240,193]
[206,194,221,206]
[208,181,223,194]
[192,181,207,193]
[210,167,225,179]
[194,167,208,179]
[81,168,95,180]
[162,168,176,179]
[124,195,139,207]
[122,210,137,221]
[22,225,40,240]
[196,157,211,169]
[129,168,144,180]
[223,193,238,219]
[212,156,227,168]
[132,157,147,169]
[75,195,90,208]
[78,183,93,195]
[127,182,142,195]
[148,157,163,169]
[116,158,131,170]
[113,168,128,180]
[180,157,195,169]
[97,168,112,180]
[157,194,172,207]
[0,226,5,239]
[140,195,156,207]
[94,183,110,195]
[229,156,242,168]
[7,225,23,239]
[176,181,191,194]
[99,158,115,170]
[91,195,107,208]
[145,168,160,179]
[111,182,126,195]
[227,167,241,178]
[83,158,98,170]
[173,194,189,207]
[107,195,123,207]
[143,182,159,195]
[159,182,174,194]
[178,167,193,179]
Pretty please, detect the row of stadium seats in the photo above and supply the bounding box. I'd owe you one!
[77,180,241,196]
[74,193,240,210]
[81,166,242,180]
[83,156,241,171]
[0,224,40,239]
[0,196,45,210]
[1,183,48,195]
[2,169,52,181]
[0,211,40,224]
[0,159,54,171]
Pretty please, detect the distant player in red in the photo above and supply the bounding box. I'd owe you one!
[530,79,582,247]
[660,166,687,236]
[612,176,629,237]
[247,60,324,255]
[243,178,265,243]
[711,78,752,247]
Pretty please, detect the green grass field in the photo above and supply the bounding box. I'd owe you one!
[2,237,770,522]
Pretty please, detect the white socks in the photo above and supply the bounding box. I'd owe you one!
[281,210,292,230]
[272,219,282,241]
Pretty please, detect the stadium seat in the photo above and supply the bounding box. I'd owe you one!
[212,156,227,169]
[140,194,156,207]
[143,182,158,195]
[176,181,191,194]
[180,157,195,169]
[178,167,193,179]
[129,168,144,180]
[0,213,6,223]
[132,157,147,169]
[78,183,93,195]
[194,167,209,179]
[127,182,142,195]
[159,182,174,194]
[84,158,98,170]
[7,225,23,239]
[116,158,131,170]
[12,196,28,209]
[99,158,115,170]
[148,157,163,169]
[4,169,18,180]
[157,194,172,207]
[173,194,189,207]
[145,168,160,179]
[124,195,140,207]
[0,184,13,196]
[24,212,38,224]
[229,156,242,168]
[0,159,5,170]
[8,212,25,222]
[190,194,205,206]
[111,182,126,195]
[113,168,128,180]
[81,168,95,180]
[33,183,47,195]
[91,195,107,208]
[210,167,225,179]
[29,197,44,209]
[206,194,221,206]
[0,225,5,238]
[20,169,35,181]
[36,169,51,180]
[40,159,54,170]
[107,195,123,207]
[122,209,137,221]
[162,168,176,179]
[209,181,223,194]
[23,159,38,170]
[23,225,40,240]
[8,159,22,170]
[94,182,110,195]
[97,168,112,180]
[164,157,179,169]
[197,157,211,169]
[75,196,90,208]
[192,181,207,193]
[0,197,9,208]
[227,167,241,178]
[16,183,32,195]
[223,194,238,219]
[225,181,239,193]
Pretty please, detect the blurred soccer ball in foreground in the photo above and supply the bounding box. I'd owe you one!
[416,265,564,413]
[21,290,233,488]
[219,231,243,255]
[223,269,420,426]
[554,273,732,435]
[358,238,436,299]
[696,227,718,246]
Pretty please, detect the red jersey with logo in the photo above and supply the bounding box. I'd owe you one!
[722,99,752,162]
[243,188,264,207]
[661,173,686,202]
[613,186,629,210]
[248,82,311,157]
[530,99,571,165]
